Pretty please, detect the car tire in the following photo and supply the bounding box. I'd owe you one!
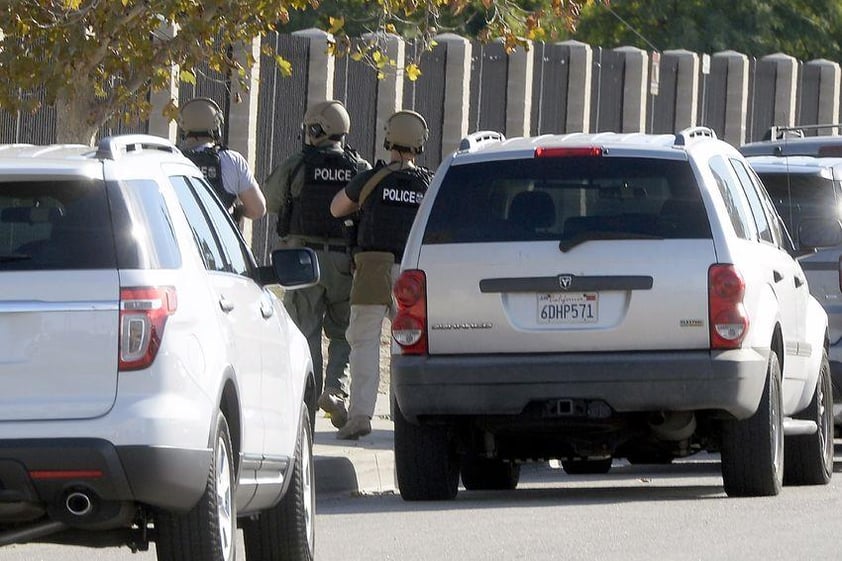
[460,456,520,490]
[783,350,834,486]
[243,404,315,561]
[560,458,613,475]
[394,399,459,501]
[720,351,783,497]
[155,412,236,561]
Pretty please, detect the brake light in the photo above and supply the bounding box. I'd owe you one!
[708,265,748,349]
[535,146,603,158]
[119,286,177,371]
[392,270,427,355]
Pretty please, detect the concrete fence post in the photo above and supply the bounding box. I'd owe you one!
[227,36,262,241]
[434,33,472,157]
[664,49,700,130]
[806,59,841,128]
[762,53,799,128]
[360,33,405,162]
[506,40,534,137]
[291,28,336,107]
[559,40,592,133]
[615,46,648,132]
[713,51,750,146]
[148,24,179,141]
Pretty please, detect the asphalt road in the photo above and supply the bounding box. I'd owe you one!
[7,443,841,561]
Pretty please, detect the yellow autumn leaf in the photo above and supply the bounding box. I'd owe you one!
[63,0,82,9]
[372,50,384,64]
[376,71,385,80]
[350,50,365,62]
[406,63,422,82]
[328,16,344,34]
[385,23,396,34]
[276,56,292,77]
[180,70,196,85]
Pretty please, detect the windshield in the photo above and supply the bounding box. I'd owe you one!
[423,156,710,244]
[758,172,841,235]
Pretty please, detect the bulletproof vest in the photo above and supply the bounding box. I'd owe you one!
[288,146,362,239]
[357,165,433,258]
[183,145,237,209]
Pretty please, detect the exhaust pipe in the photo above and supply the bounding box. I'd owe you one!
[648,411,696,441]
[65,491,94,517]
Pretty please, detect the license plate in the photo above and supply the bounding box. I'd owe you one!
[537,292,598,324]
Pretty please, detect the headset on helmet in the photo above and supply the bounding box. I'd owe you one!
[303,100,351,147]
[384,110,428,154]
[178,97,224,140]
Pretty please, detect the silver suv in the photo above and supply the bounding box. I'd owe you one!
[391,127,835,501]
[0,136,318,560]
[743,153,842,431]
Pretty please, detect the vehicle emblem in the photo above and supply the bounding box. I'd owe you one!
[558,275,573,290]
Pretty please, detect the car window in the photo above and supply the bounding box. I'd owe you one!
[108,179,181,269]
[729,159,773,244]
[170,175,227,272]
[423,156,710,244]
[709,156,755,241]
[757,172,840,236]
[0,179,116,270]
[186,176,253,277]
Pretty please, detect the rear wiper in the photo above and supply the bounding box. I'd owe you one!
[0,253,32,263]
[559,231,662,252]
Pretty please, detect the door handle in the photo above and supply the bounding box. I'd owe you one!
[773,270,783,283]
[260,302,274,319]
[219,297,234,313]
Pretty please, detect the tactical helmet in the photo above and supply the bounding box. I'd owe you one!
[384,110,428,154]
[303,100,351,146]
[178,97,224,140]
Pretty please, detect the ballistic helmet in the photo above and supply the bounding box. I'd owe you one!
[384,110,428,154]
[303,100,351,146]
[178,97,224,140]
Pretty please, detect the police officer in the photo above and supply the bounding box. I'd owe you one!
[178,97,267,220]
[330,109,433,439]
[265,100,371,429]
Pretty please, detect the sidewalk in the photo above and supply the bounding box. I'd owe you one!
[312,389,396,496]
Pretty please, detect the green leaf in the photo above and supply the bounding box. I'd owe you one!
[179,69,196,85]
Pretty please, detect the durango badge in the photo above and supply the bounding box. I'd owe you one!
[558,275,573,290]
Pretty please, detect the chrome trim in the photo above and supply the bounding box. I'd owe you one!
[0,300,118,313]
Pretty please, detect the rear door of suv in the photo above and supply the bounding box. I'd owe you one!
[0,165,121,420]
[413,148,717,354]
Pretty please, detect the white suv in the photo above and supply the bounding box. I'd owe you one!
[391,128,835,501]
[0,135,318,561]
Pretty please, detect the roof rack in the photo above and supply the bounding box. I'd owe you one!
[766,123,842,140]
[96,134,180,161]
[458,130,505,152]
[674,126,717,146]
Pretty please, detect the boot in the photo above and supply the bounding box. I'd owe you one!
[318,389,348,429]
[336,415,372,440]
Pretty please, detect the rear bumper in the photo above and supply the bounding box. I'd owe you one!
[0,439,211,521]
[392,349,769,423]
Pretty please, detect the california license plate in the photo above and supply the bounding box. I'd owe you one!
[537,292,598,324]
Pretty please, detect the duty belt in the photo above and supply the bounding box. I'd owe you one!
[301,241,347,253]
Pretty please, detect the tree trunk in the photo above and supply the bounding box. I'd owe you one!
[54,91,100,146]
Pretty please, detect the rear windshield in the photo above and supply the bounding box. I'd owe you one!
[423,156,710,244]
[0,179,116,270]
[758,172,840,235]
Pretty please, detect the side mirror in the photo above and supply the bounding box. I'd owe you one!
[256,248,320,289]
[798,218,842,250]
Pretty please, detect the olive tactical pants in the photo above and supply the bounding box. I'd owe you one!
[283,249,353,397]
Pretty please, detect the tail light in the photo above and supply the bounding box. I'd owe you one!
[838,255,842,293]
[392,270,427,355]
[119,286,177,371]
[708,265,748,349]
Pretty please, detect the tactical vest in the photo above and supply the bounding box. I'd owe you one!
[357,165,433,258]
[288,147,362,239]
[183,145,237,209]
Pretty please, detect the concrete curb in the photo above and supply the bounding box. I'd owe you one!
[313,391,395,497]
